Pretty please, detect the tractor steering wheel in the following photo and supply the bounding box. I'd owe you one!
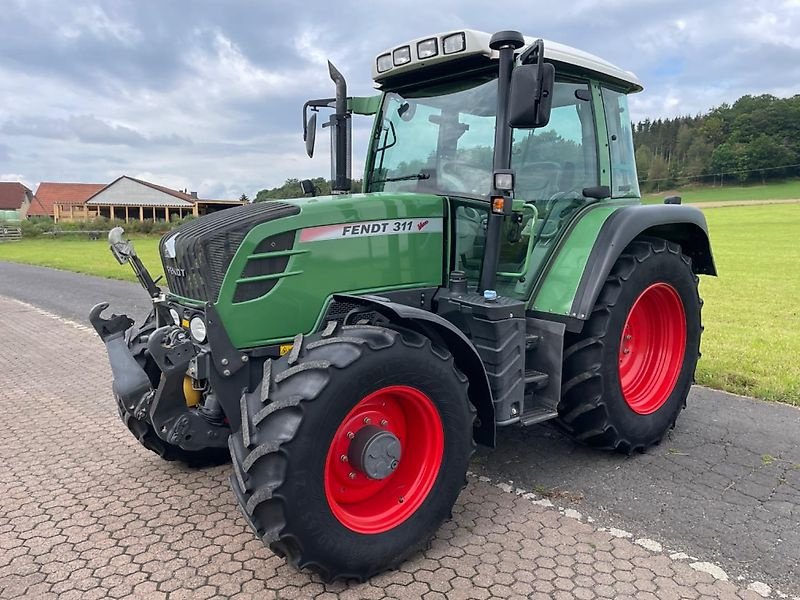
[439,160,488,195]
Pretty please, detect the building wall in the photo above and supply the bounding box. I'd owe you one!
[18,196,30,219]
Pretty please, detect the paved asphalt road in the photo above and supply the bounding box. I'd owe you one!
[1,261,799,597]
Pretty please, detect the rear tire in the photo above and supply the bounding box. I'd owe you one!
[229,324,475,581]
[557,239,702,453]
[115,312,229,468]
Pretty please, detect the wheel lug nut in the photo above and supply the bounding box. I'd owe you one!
[363,417,371,424]
[623,349,631,354]
[348,472,356,479]
[625,335,632,341]
[346,431,355,440]
[340,455,348,463]
[380,419,388,427]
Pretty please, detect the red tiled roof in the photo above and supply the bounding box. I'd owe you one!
[30,182,106,216]
[0,182,32,210]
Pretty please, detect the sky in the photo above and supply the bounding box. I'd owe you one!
[1,0,799,198]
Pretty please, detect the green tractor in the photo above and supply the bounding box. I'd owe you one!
[91,29,715,580]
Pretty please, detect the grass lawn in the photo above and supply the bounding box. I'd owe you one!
[0,235,164,282]
[643,178,800,204]
[1,206,798,405]
[696,204,800,405]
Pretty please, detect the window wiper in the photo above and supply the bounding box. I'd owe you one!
[371,172,431,184]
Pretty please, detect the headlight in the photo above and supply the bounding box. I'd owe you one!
[393,45,411,66]
[376,53,392,73]
[417,38,438,59]
[169,308,180,325]
[189,316,207,343]
[443,32,466,55]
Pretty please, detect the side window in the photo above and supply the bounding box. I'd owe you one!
[372,95,439,187]
[511,81,598,205]
[602,88,640,198]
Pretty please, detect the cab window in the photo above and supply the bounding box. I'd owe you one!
[601,87,640,198]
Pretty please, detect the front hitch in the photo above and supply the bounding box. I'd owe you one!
[89,303,152,406]
[146,326,229,450]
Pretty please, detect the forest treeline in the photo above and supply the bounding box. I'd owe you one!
[634,94,800,191]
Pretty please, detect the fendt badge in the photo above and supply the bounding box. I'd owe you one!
[166,265,186,277]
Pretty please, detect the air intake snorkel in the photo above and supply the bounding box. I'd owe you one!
[328,62,352,194]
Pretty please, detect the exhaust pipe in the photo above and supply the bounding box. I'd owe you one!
[328,61,352,194]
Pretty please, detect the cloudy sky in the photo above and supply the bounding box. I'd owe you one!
[2,0,799,198]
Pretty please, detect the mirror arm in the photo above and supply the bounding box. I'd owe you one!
[302,98,335,141]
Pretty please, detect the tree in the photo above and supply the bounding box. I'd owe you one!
[645,155,669,192]
[240,193,250,202]
[635,145,653,180]
[710,143,748,183]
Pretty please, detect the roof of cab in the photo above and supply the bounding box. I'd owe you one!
[372,29,643,93]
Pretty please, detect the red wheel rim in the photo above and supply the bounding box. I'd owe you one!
[324,385,444,534]
[618,283,686,415]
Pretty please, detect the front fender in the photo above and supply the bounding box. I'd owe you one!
[570,204,716,321]
[333,293,495,447]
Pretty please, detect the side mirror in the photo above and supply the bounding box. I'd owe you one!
[508,62,555,129]
[664,195,682,205]
[304,112,317,158]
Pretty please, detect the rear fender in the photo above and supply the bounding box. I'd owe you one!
[570,204,716,322]
[332,293,495,447]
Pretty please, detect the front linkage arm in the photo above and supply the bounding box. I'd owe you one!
[108,226,161,298]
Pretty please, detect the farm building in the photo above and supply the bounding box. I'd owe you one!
[0,182,36,220]
[30,182,106,219]
[49,176,245,223]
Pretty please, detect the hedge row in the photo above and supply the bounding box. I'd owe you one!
[19,216,196,238]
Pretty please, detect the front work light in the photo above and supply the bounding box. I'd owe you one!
[493,170,514,192]
[417,38,438,59]
[376,53,393,73]
[443,32,466,54]
[189,316,207,343]
[169,308,181,326]
[393,46,412,66]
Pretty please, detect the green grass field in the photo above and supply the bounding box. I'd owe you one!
[1,205,798,405]
[0,235,164,282]
[643,179,800,204]
[695,204,800,405]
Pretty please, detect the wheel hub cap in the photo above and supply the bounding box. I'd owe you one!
[348,425,401,480]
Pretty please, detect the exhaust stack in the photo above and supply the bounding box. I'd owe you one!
[328,61,352,194]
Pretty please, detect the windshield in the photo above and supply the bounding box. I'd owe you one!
[367,76,497,196]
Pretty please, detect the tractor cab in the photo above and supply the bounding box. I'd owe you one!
[306,30,644,300]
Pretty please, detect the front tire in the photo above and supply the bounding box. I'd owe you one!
[557,238,702,453]
[229,324,474,581]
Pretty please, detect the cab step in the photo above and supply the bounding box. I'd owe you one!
[525,334,541,351]
[519,406,559,426]
[524,369,549,390]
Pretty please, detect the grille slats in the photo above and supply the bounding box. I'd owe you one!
[160,202,299,302]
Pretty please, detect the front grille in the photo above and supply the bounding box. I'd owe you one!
[160,202,299,302]
[233,231,296,303]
